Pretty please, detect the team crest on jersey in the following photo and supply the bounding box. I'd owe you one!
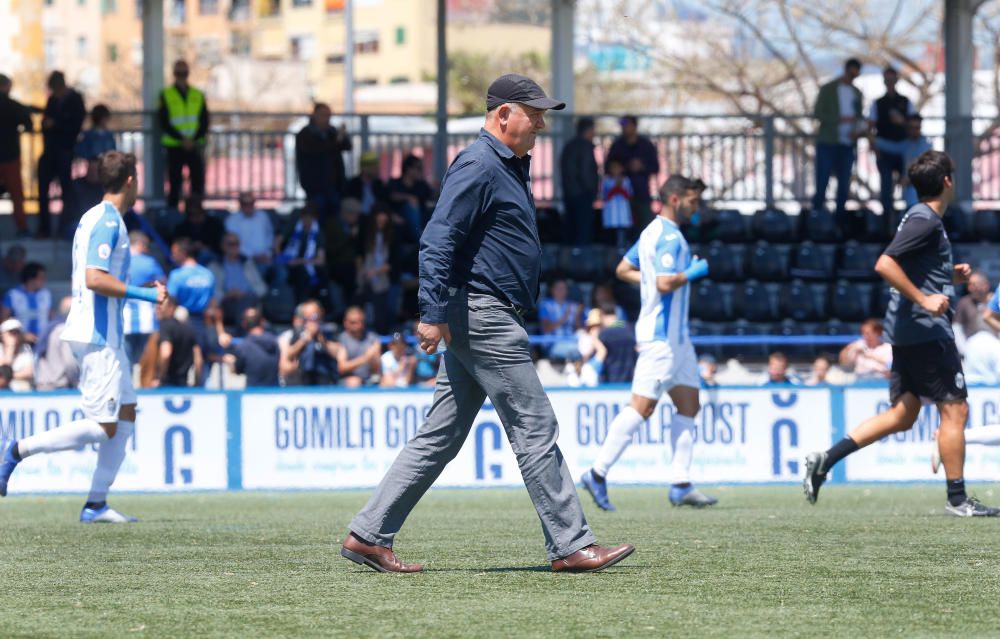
[98,243,112,259]
[955,372,965,389]
[661,253,674,269]
[664,233,677,241]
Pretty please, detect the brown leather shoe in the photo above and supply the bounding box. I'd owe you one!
[551,543,635,573]
[341,533,423,573]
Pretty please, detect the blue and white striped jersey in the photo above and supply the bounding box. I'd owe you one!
[624,216,691,345]
[122,252,164,335]
[62,202,131,347]
[2,286,52,337]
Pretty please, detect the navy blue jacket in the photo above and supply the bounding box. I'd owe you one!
[419,129,541,324]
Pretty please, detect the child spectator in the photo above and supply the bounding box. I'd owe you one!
[0,318,33,390]
[380,332,415,388]
[601,156,633,252]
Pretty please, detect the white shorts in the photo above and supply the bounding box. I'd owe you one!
[631,340,700,400]
[70,343,136,422]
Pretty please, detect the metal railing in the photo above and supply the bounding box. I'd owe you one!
[13,111,1000,211]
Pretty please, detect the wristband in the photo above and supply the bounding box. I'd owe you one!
[125,285,159,303]
[682,258,709,283]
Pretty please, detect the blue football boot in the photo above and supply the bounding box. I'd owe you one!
[669,484,718,507]
[80,504,139,523]
[0,440,20,497]
[580,469,616,511]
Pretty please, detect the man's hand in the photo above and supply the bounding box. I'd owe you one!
[920,293,950,317]
[953,263,972,284]
[416,322,451,354]
[182,138,195,151]
[154,281,167,307]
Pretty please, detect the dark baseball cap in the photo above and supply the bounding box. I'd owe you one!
[486,74,565,111]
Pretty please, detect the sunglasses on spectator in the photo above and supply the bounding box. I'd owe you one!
[304,314,321,321]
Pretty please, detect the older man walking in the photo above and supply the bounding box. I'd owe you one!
[342,74,634,574]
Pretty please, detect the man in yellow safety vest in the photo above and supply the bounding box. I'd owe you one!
[159,60,210,209]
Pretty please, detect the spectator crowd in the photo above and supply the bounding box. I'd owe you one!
[1,60,999,392]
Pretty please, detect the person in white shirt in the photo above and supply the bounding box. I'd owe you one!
[225,192,275,274]
[580,175,716,511]
[0,151,166,522]
[839,318,893,379]
[379,332,414,388]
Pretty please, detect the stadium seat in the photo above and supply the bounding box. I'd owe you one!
[690,280,732,321]
[722,319,768,361]
[862,207,891,243]
[803,208,840,243]
[813,320,857,356]
[745,241,788,282]
[751,208,797,243]
[837,241,880,281]
[943,205,966,241]
[972,210,1000,242]
[829,279,871,322]
[809,283,830,319]
[705,241,744,282]
[688,319,723,361]
[559,246,604,282]
[778,279,819,322]
[732,279,775,322]
[541,243,561,273]
[790,241,835,280]
[871,285,891,318]
[714,209,749,243]
[769,318,813,359]
[262,286,296,324]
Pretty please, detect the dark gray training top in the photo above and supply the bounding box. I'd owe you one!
[418,129,541,324]
[882,203,956,346]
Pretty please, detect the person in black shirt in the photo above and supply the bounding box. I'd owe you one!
[0,75,33,238]
[387,154,434,242]
[345,151,388,218]
[295,102,352,223]
[804,150,999,517]
[869,66,914,228]
[37,71,86,239]
[173,195,225,262]
[154,297,202,387]
[559,117,599,246]
[227,307,279,387]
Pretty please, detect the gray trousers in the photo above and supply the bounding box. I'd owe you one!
[349,290,596,560]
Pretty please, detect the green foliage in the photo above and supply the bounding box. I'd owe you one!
[3,486,1000,637]
[448,50,550,114]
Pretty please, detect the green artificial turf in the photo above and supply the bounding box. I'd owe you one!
[2,485,1000,638]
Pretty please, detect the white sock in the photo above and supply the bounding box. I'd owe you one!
[18,418,109,458]
[87,421,134,504]
[593,406,645,478]
[670,414,696,485]
[964,424,1000,446]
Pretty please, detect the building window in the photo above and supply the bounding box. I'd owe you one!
[260,0,280,17]
[229,0,249,20]
[170,0,186,23]
[326,53,344,65]
[355,30,378,54]
[395,26,405,45]
[199,0,218,14]
[77,36,88,58]
[292,0,311,7]
[44,0,53,6]
[101,0,117,13]
[289,35,315,61]
[230,32,251,55]
[135,0,142,18]
[108,44,119,63]
[44,38,57,69]
[78,0,86,6]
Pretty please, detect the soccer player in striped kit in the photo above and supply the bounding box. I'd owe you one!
[580,175,716,511]
[122,231,165,367]
[0,151,166,521]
